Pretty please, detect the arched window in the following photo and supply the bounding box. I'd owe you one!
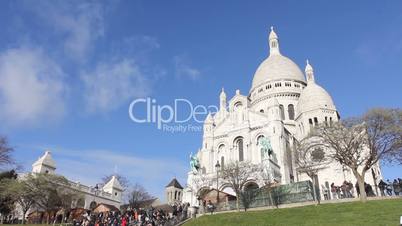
[288,104,295,120]
[260,109,264,113]
[89,201,97,210]
[279,105,285,120]
[256,135,265,145]
[76,198,85,208]
[235,137,244,162]
[234,101,243,110]
[218,144,225,152]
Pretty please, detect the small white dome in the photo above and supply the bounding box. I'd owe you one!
[251,54,306,89]
[297,83,336,115]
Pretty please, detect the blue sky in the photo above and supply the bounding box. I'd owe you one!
[0,0,401,200]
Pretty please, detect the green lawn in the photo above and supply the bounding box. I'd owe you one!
[184,199,402,226]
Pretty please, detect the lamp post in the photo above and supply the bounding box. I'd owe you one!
[215,161,221,207]
[92,184,99,210]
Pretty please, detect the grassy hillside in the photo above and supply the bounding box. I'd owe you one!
[184,199,402,226]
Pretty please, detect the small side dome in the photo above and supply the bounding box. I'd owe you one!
[297,83,336,115]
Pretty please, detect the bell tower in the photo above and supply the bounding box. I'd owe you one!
[165,178,183,205]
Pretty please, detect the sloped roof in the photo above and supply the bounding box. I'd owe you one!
[32,151,56,169]
[154,204,174,213]
[93,203,119,213]
[166,178,183,189]
[103,175,123,191]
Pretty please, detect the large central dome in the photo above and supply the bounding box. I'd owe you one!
[252,54,305,88]
[250,27,305,91]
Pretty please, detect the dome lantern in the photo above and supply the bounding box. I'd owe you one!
[269,26,280,55]
[305,59,315,83]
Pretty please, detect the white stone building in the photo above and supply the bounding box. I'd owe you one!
[183,27,382,205]
[31,151,122,210]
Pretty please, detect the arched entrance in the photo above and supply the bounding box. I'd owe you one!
[89,201,97,210]
[219,183,236,196]
[243,181,259,191]
[197,187,211,200]
[76,198,85,208]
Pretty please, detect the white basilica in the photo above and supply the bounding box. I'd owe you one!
[183,27,382,205]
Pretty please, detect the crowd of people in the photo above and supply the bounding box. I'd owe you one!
[324,178,402,200]
[73,203,190,226]
[378,178,402,197]
[328,181,356,199]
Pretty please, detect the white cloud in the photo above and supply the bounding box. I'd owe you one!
[173,55,201,80]
[81,59,151,113]
[0,47,67,127]
[24,1,105,62]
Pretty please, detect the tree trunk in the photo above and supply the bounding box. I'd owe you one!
[354,171,367,203]
[310,176,320,205]
[268,190,273,206]
[46,211,50,224]
[236,193,240,212]
[22,210,27,224]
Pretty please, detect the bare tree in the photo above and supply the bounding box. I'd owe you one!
[0,136,13,167]
[0,170,18,223]
[363,108,402,166]
[187,172,209,206]
[295,138,328,204]
[306,121,370,202]
[31,173,75,224]
[220,161,258,211]
[2,174,40,224]
[127,183,154,209]
[239,188,259,211]
[305,108,401,203]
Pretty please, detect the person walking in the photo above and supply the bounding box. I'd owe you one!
[355,182,360,197]
[378,180,387,197]
[386,180,393,196]
[393,179,400,196]
[331,183,338,199]
[399,178,402,196]
[207,200,215,215]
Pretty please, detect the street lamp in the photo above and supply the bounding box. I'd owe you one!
[215,161,221,208]
[92,184,99,210]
